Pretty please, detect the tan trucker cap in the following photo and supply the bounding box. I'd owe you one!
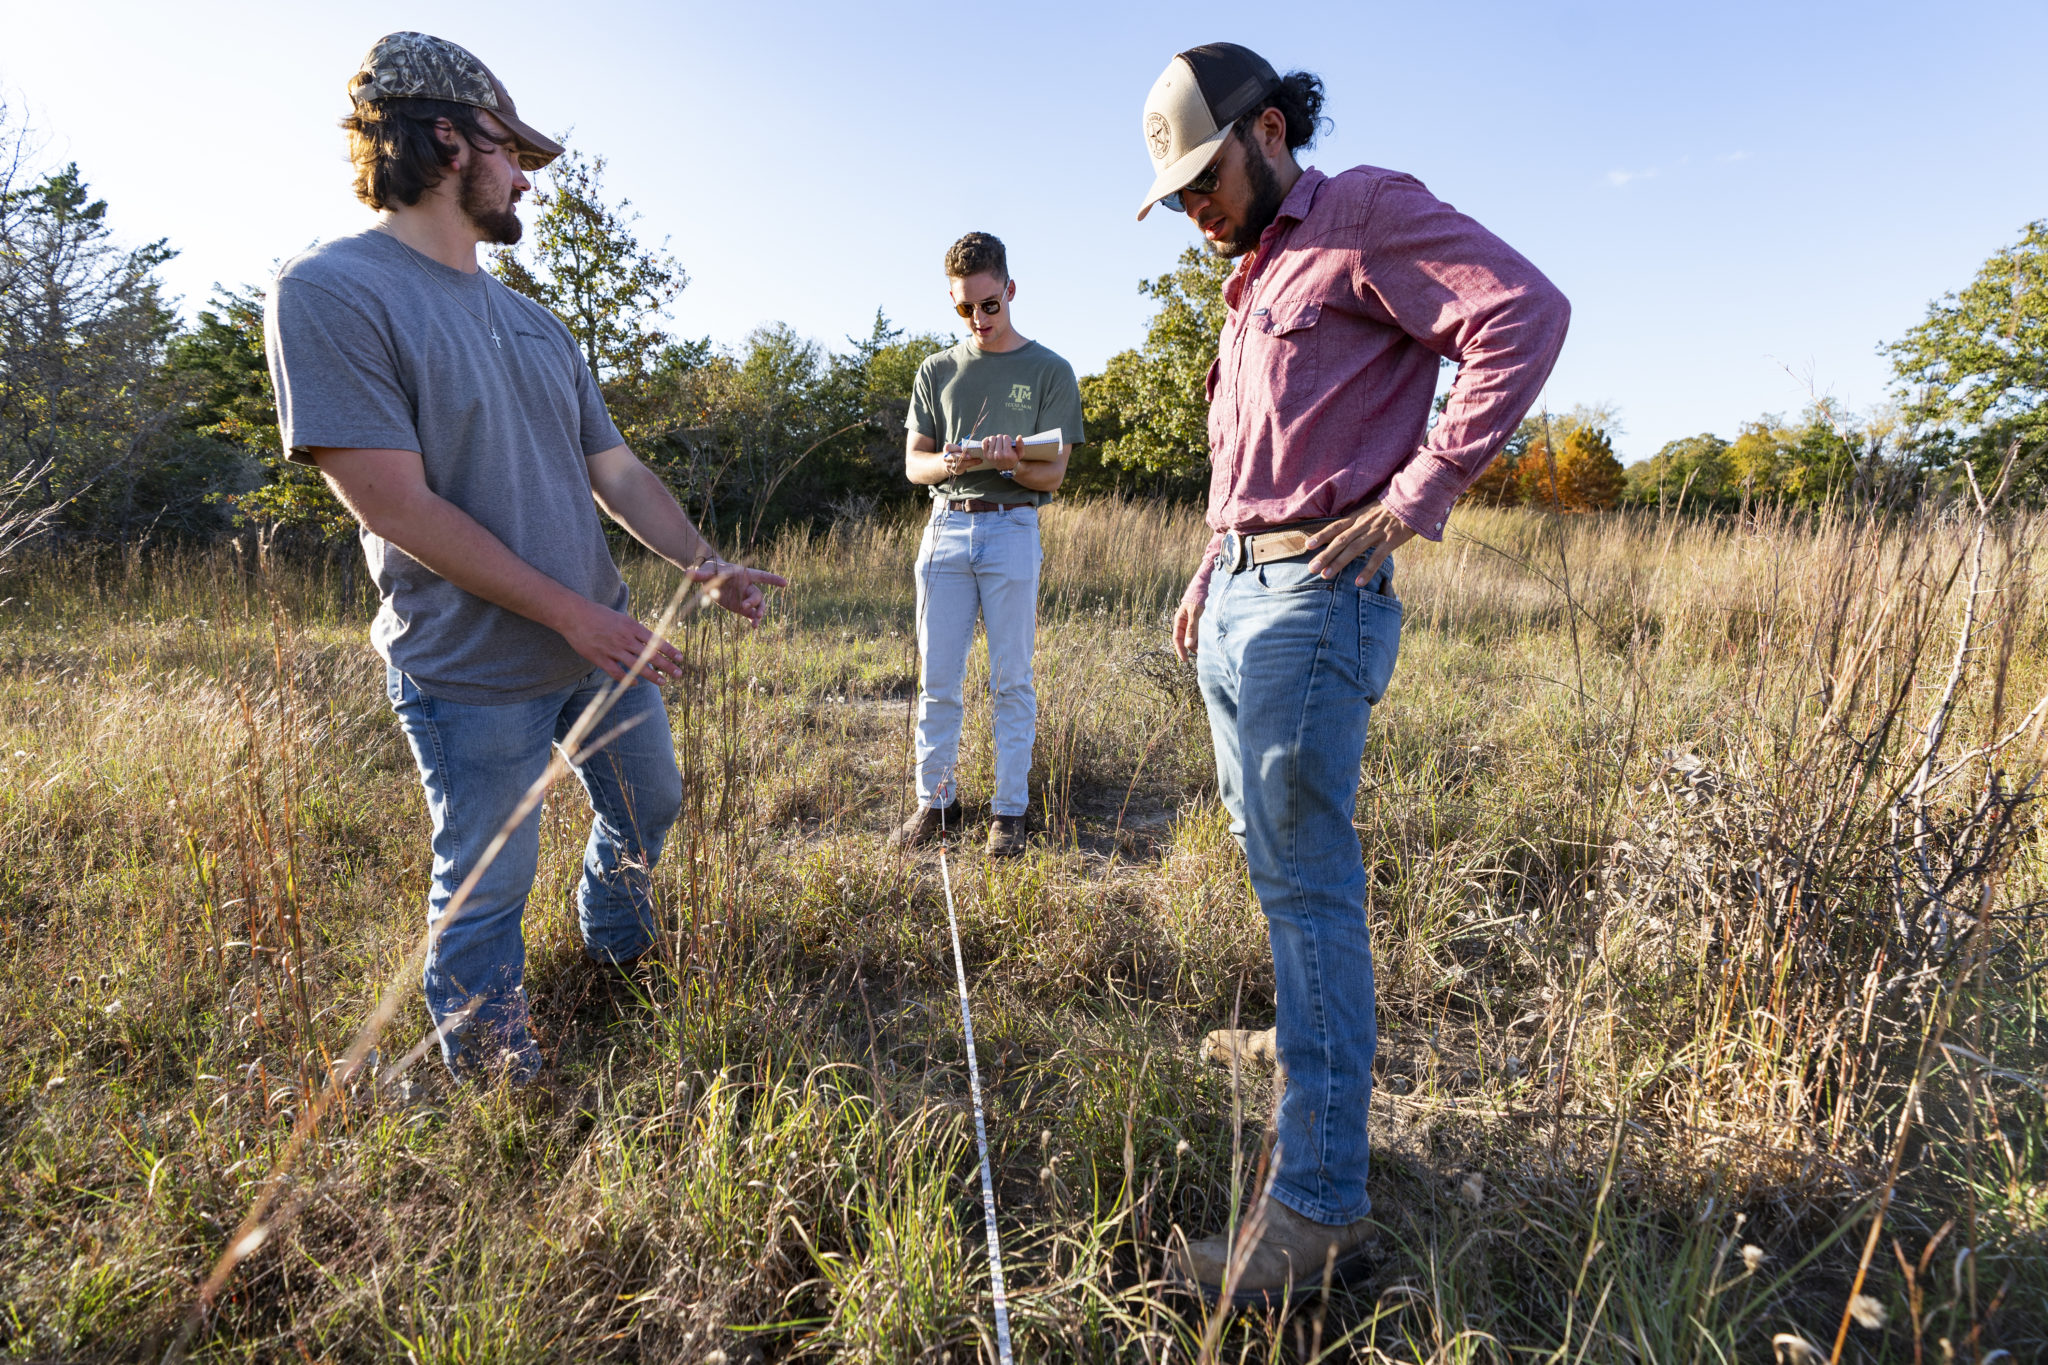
[1137,43,1281,220]
[348,32,565,170]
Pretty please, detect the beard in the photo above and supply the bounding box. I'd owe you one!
[459,157,524,245]
[1210,132,1287,259]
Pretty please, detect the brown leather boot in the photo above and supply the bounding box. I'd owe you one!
[887,803,959,849]
[985,814,1027,857]
[1171,1197,1376,1307]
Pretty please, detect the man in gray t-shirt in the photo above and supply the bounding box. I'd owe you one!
[265,33,784,1082]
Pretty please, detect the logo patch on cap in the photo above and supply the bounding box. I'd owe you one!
[1146,112,1172,164]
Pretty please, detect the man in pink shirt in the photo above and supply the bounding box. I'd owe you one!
[1137,43,1569,1302]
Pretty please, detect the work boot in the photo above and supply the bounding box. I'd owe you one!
[1170,1197,1376,1307]
[888,802,958,849]
[986,814,1027,858]
[1201,1026,1279,1070]
[594,946,668,1007]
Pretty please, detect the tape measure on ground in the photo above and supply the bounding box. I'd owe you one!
[937,841,1014,1365]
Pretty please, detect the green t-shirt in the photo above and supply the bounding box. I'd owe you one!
[908,339,1086,506]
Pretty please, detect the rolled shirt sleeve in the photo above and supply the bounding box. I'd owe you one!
[1355,178,1572,540]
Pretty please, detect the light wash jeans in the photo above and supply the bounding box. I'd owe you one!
[913,503,1041,817]
[1195,548,1402,1224]
[387,666,683,1080]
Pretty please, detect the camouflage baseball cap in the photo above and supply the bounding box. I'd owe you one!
[348,32,564,169]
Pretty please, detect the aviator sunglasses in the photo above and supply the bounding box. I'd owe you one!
[954,295,1005,319]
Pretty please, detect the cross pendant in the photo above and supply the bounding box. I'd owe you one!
[491,329,502,349]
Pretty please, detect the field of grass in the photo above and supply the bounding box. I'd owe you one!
[1,496,2044,1363]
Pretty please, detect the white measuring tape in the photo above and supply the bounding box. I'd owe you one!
[937,840,1014,1364]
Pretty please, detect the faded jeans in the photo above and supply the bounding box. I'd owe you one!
[1195,549,1402,1224]
[387,665,683,1080]
[913,503,1041,817]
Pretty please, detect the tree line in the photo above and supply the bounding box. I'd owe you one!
[4,100,2044,562]
[1082,230,2048,515]
[0,105,968,557]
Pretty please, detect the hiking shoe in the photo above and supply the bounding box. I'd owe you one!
[888,802,959,849]
[986,814,1027,858]
[1201,1026,1279,1070]
[1170,1197,1376,1307]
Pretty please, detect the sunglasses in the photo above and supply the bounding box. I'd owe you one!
[1160,155,1224,214]
[953,296,1004,319]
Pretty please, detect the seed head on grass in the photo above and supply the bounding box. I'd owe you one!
[1772,1332,1823,1363]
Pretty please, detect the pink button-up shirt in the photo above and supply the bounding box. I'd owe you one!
[1185,164,1570,607]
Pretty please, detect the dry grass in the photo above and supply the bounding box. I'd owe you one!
[0,496,2044,1363]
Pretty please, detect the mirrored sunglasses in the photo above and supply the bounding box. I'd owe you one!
[1160,156,1224,214]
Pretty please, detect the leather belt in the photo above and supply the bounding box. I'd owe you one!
[944,498,1027,513]
[1220,518,1340,573]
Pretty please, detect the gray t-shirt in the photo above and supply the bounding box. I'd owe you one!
[908,339,1085,507]
[266,228,627,704]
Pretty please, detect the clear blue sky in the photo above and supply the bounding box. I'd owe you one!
[5,0,2044,461]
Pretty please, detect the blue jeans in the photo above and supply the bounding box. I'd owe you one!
[1196,550,1402,1224]
[387,666,683,1079]
[913,504,1041,817]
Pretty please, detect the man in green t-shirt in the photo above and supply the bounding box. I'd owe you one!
[891,232,1085,857]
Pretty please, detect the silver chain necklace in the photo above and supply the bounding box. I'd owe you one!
[380,228,502,349]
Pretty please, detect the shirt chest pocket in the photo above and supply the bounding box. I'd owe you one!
[1247,297,1323,422]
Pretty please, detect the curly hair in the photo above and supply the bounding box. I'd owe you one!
[943,231,1008,282]
[1235,70,1330,154]
[342,97,509,210]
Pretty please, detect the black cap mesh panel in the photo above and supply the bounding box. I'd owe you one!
[1177,43,1281,126]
